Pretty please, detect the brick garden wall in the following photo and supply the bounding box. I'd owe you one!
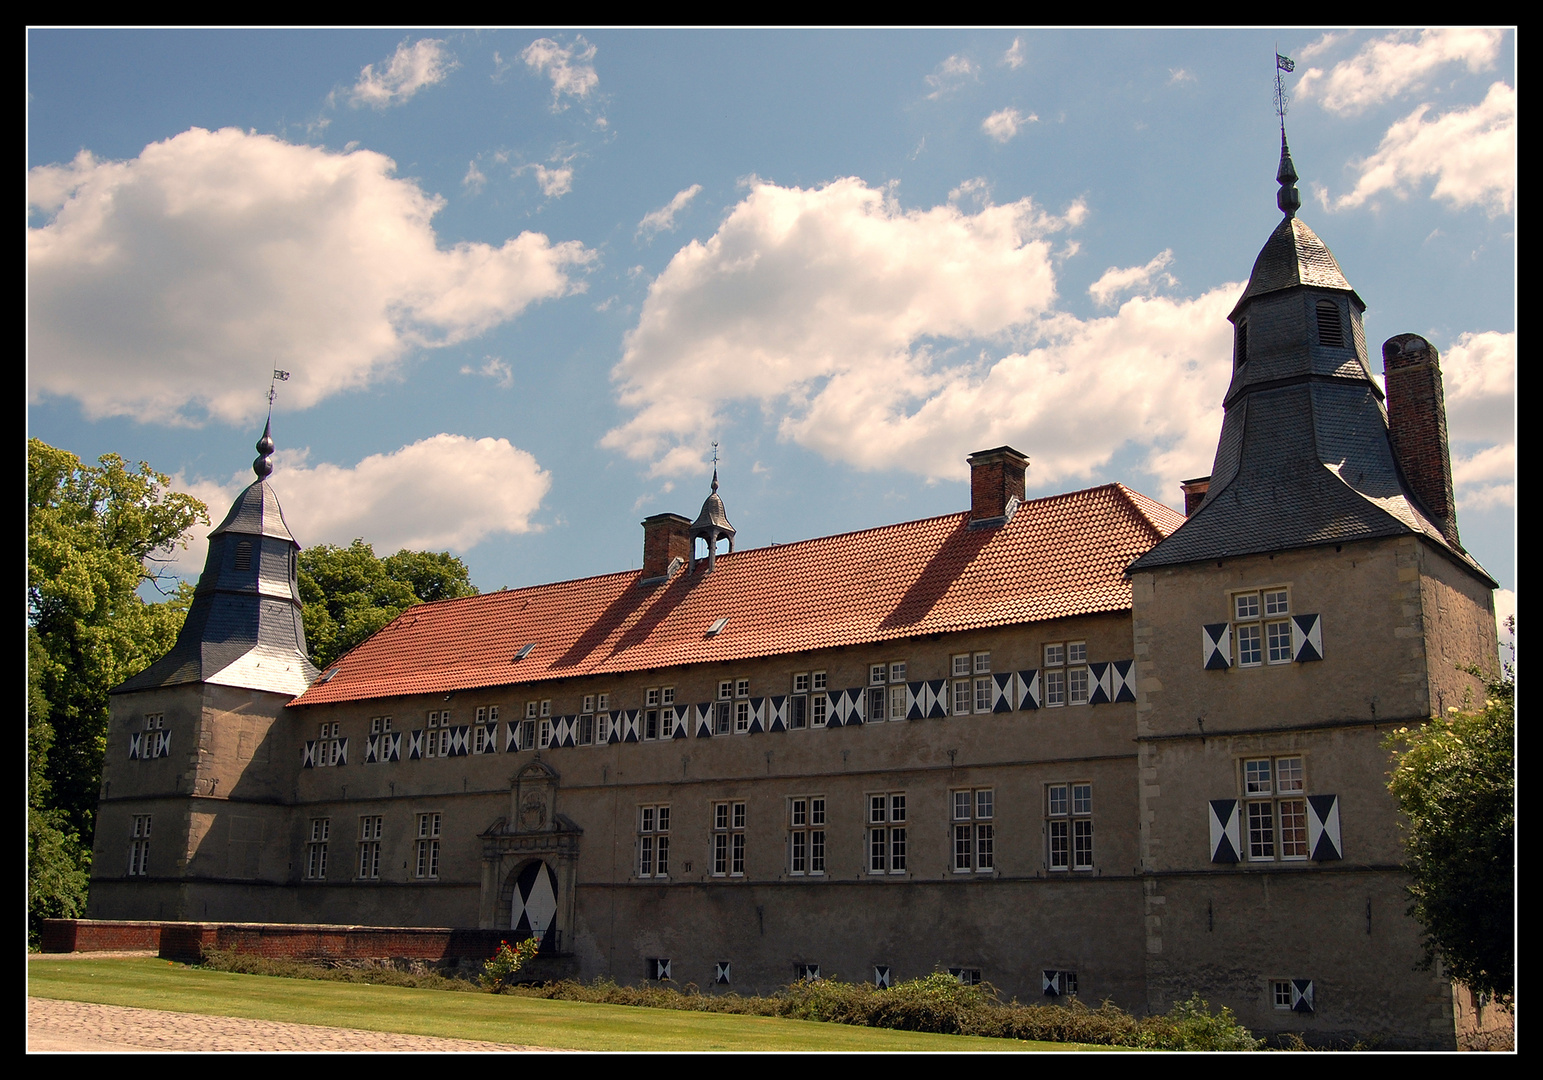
[42,919,508,966]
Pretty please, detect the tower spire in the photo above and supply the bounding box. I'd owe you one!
[1274,51,1300,218]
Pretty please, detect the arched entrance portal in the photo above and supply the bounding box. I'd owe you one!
[511,860,559,948]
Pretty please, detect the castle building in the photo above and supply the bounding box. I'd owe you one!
[89,141,1499,1048]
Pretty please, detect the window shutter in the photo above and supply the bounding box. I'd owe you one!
[992,672,1015,712]
[409,730,425,759]
[622,709,640,742]
[302,740,316,768]
[848,687,866,725]
[1088,662,1112,705]
[715,962,730,985]
[387,732,402,762]
[874,965,892,989]
[364,734,379,764]
[1018,670,1040,710]
[334,738,347,766]
[1042,970,1062,996]
[1307,795,1342,860]
[129,732,143,760]
[769,695,788,732]
[926,679,948,717]
[1111,659,1136,702]
[695,704,714,738]
[749,697,766,734]
[485,722,499,751]
[155,731,170,758]
[1209,799,1240,863]
[905,682,924,719]
[1203,624,1232,669]
[655,958,671,980]
[1291,979,1315,1013]
[1292,614,1323,662]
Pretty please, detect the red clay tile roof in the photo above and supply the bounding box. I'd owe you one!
[291,484,1184,707]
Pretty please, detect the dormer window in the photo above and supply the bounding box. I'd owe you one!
[234,541,252,571]
[1234,321,1249,368]
[1316,300,1344,347]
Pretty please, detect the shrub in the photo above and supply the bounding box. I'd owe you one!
[479,938,541,993]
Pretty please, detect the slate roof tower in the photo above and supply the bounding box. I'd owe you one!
[1130,136,1489,583]
[116,420,319,696]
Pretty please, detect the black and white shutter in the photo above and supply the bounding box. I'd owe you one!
[1292,614,1323,662]
[1111,660,1136,703]
[302,740,316,768]
[1307,795,1342,860]
[715,962,731,985]
[1042,970,1063,996]
[409,730,425,759]
[1203,624,1232,669]
[364,734,380,764]
[768,695,788,732]
[386,732,402,762]
[1209,799,1241,863]
[992,672,1016,712]
[129,732,143,760]
[1088,662,1112,705]
[695,703,714,738]
[1291,979,1315,1013]
[1018,670,1040,710]
[334,737,347,766]
[749,698,766,734]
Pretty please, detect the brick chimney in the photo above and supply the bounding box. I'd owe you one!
[967,446,1029,525]
[1382,334,1459,545]
[1180,476,1211,516]
[640,513,691,582]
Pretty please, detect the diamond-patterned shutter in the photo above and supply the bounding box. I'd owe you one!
[694,703,713,738]
[483,722,498,752]
[714,962,730,985]
[1307,795,1342,860]
[364,734,380,764]
[1018,670,1040,710]
[749,697,766,734]
[621,709,640,742]
[129,732,143,760]
[386,732,402,762]
[1292,614,1323,662]
[449,726,468,755]
[1209,799,1241,863]
[905,682,923,719]
[409,730,425,759]
[654,958,672,980]
[874,965,892,989]
[1088,662,1112,705]
[1291,979,1315,1013]
[992,672,1016,712]
[302,740,316,768]
[768,695,788,732]
[1111,660,1136,703]
[1203,623,1232,669]
[1042,970,1063,996]
[334,737,347,766]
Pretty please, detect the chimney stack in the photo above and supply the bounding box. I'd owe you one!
[640,513,691,582]
[967,446,1029,525]
[1382,334,1459,545]
[1180,476,1211,517]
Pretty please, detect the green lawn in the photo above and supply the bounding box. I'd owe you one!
[29,958,1127,1052]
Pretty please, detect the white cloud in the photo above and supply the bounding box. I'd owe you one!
[982,107,1037,144]
[1003,38,1025,69]
[1326,82,1514,216]
[603,176,1228,497]
[1296,28,1502,115]
[1168,68,1196,84]
[522,36,598,108]
[1441,330,1515,445]
[351,38,456,108]
[462,160,487,193]
[1494,589,1515,660]
[460,355,513,388]
[533,164,573,197]
[1295,31,1349,63]
[27,128,594,425]
[926,54,977,99]
[637,184,703,240]
[1452,442,1514,510]
[1088,249,1176,307]
[163,435,551,580]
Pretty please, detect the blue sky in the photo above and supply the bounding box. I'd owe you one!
[27,28,1514,636]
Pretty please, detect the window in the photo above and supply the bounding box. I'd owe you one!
[357,816,382,879]
[1043,969,1079,997]
[952,789,994,873]
[647,958,672,981]
[1042,642,1087,706]
[473,706,497,754]
[1233,589,1291,667]
[1244,756,1308,861]
[788,796,826,876]
[370,715,392,735]
[790,673,810,729]
[425,711,452,758]
[517,719,537,751]
[811,672,828,727]
[315,721,345,766]
[716,680,733,735]
[713,801,746,877]
[415,813,441,879]
[949,967,982,986]
[1048,783,1094,870]
[638,804,670,878]
[1273,980,1294,1010]
[137,713,169,760]
[525,701,538,719]
[1234,320,1248,368]
[1316,299,1344,347]
[868,660,908,721]
[597,693,610,712]
[868,792,907,873]
[538,716,552,749]
[306,817,329,879]
[129,815,151,876]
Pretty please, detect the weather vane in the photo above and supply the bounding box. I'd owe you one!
[1274,50,1295,139]
[711,441,719,467]
[268,369,290,418]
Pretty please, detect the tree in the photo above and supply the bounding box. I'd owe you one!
[1385,650,1515,1008]
[27,439,207,937]
[299,540,478,669]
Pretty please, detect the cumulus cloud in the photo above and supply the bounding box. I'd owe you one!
[1452,443,1514,510]
[925,54,976,99]
[1441,330,1514,444]
[1003,38,1025,69]
[26,128,594,425]
[603,176,1230,496]
[351,38,456,108]
[164,435,551,580]
[982,107,1037,143]
[637,184,703,240]
[522,36,598,107]
[1325,82,1514,215]
[1088,249,1176,307]
[1296,28,1502,115]
[532,164,573,197]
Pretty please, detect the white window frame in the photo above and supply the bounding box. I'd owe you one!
[415,812,441,879]
[129,815,152,876]
[788,796,826,876]
[306,817,329,880]
[1047,782,1094,871]
[357,815,383,879]
[1233,588,1292,668]
[952,788,994,873]
[867,792,907,874]
[1243,756,1309,862]
[712,801,746,877]
[638,804,671,878]
[810,672,828,728]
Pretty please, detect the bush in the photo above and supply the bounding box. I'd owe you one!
[479,938,540,993]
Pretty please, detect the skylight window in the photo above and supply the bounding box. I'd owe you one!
[316,667,339,684]
[705,617,729,637]
[512,643,537,661]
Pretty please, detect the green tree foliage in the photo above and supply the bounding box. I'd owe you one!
[1386,656,1515,1007]
[299,540,478,669]
[27,439,207,938]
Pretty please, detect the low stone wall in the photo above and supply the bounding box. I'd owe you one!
[157,922,511,964]
[39,919,162,953]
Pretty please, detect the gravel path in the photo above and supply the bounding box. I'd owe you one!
[27,996,571,1053]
